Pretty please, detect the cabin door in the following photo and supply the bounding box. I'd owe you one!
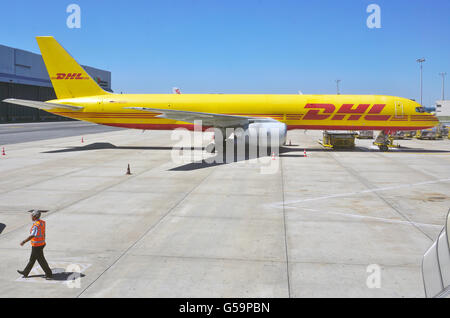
[394,101,404,118]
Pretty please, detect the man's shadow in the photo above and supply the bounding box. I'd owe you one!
[26,268,86,281]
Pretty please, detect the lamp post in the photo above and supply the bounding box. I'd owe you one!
[335,79,341,95]
[416,58,425,105]
[439,72,447,100]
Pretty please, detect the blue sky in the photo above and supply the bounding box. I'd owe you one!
[1,0,449,106]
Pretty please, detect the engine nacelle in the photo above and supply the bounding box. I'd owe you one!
[234,122,287,147]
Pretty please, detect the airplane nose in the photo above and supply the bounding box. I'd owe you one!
[428,113,440,127]
[431,113,439,123]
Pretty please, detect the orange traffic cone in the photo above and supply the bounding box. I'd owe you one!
[272,152,276,160]
[2,147,5,156]
[81,137,84,143]
[304,149,307,157]
[126,164,131,175]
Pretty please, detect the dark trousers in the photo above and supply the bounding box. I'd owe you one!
[23,244,52,277]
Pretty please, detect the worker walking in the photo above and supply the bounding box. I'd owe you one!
[17,210,53,279]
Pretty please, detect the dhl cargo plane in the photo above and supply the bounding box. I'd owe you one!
[3,37,439,151]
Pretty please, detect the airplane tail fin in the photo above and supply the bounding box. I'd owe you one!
[36,36,110,99]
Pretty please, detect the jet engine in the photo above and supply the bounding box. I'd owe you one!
[236,122,287,147]
[206,122,287,153]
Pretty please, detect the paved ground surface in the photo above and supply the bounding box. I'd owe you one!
[0,125,449,297]
[0,121,121,145]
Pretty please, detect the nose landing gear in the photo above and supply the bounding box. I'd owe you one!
[373,131,401,152]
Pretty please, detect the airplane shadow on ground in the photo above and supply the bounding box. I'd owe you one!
[0,223,5,234]
[43,142,204,153]
[42,142,450,171]
[170,148,274,171]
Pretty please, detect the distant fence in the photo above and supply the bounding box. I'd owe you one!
[0,82,74,123]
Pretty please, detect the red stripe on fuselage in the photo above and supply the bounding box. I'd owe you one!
[103,123,213,131]
[286,125,432,131]
[101,123,434,132]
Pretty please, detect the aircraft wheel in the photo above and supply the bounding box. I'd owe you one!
[379,145,389,152]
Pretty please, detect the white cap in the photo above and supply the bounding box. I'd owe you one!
[30,210,41,218]
[28,209,47,218]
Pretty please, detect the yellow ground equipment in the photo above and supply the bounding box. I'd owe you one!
[441,125,449,138]
[356,130,374,139]
[416,128,440,140]
[392,131,406,139]
[319,131,357,149]
[403,130,415,138]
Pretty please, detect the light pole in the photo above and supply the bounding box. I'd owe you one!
[335,79,341,95]
[439,72,447,100]
[416,58,425,105]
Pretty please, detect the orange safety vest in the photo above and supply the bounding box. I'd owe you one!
[30,220,46,247]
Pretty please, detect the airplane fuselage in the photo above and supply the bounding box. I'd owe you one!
[48,93,438,132]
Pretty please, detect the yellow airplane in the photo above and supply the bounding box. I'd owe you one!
[3,36,438,151]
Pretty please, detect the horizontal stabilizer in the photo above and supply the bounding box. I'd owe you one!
[2,98,83,111]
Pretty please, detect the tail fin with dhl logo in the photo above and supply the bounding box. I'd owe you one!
[36,36,110,99]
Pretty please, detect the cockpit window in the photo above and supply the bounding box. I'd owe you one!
[415,107,425,113]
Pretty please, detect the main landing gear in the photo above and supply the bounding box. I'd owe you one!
[205,127,233,154]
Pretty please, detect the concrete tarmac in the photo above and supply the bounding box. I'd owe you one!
[0,128,449,297]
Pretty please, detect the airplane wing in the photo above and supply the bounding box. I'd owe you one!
[125,107,277,128]
[2,98,83,111]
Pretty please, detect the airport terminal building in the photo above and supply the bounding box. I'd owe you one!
[436,100,450,123]
[0,44,111,123]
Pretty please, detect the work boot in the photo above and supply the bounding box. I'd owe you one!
[17,270,28,278]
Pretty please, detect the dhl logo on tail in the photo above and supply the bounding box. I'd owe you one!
[51,73,89,80]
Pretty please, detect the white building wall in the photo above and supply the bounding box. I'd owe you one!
[436,100,450,122]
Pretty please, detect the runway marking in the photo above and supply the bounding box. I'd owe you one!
[327,147,441,241]
[363,145,450,154]
[279,154,291,297]
[273,178,450,209]
[5,126,25,129]
[296,207,442,228]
